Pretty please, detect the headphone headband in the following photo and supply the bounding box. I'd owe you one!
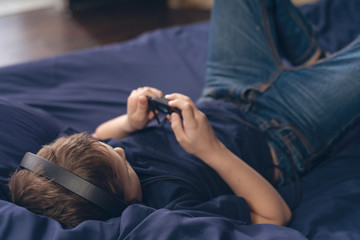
[20,152,127,216]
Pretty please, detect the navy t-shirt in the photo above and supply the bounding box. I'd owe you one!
[106,100,273,224]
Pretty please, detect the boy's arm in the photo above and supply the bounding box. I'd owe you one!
[94,87,162,139]
[194,142,291,225]
[94,114,135,140]
[166,93,292,226]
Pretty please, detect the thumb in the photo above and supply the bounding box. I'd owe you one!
[137,96,148,111]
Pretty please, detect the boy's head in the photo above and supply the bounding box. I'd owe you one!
[9,133,141,228]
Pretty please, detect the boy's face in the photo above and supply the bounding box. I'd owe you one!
[101,142,142,203]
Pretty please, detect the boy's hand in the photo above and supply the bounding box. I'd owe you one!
[127,87,162,131]
[166,93,222,159]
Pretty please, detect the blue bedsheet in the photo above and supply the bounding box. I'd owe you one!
[1,0,360,239]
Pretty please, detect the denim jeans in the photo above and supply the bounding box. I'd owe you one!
[200,0,360,180]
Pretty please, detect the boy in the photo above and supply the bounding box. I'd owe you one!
[9,0,360,228]
[9,88,291,227]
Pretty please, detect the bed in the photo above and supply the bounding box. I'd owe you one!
[1,0,360,239]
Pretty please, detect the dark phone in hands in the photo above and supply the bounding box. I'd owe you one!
[147,96,182,124]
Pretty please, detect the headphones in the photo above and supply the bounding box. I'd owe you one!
[20,152,128,216]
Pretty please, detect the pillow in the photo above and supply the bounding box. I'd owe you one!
[0,98,63,179]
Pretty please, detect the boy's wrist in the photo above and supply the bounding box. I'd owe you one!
[123,115,138,134]
[196,141,227,165]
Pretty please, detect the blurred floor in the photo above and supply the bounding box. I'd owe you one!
[0,3,210,67]
[0,0,56,17]
[0,0,318,67]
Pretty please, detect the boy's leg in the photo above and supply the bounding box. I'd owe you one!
[266,0,320,66]
[247,38,360,177]
[201,0,321,107]
[201,0,359,179]
[200,0,280,105]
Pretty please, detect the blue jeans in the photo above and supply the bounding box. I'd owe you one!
[200,0,360,181]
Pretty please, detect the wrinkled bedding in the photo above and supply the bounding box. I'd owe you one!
[1,0,360,239]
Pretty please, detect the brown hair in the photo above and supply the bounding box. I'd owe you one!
[9,132,125,228]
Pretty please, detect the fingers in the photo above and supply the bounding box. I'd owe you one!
[126,87,163,130]
[132,86,162,96]
[148,110,156,120]
[128,86,163,113]
[165,93,190,101]
[166,93,198,127]
[135,86,163,98]
[129,87,163,103]
[170,112,186,143]
[167,95,217,158]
